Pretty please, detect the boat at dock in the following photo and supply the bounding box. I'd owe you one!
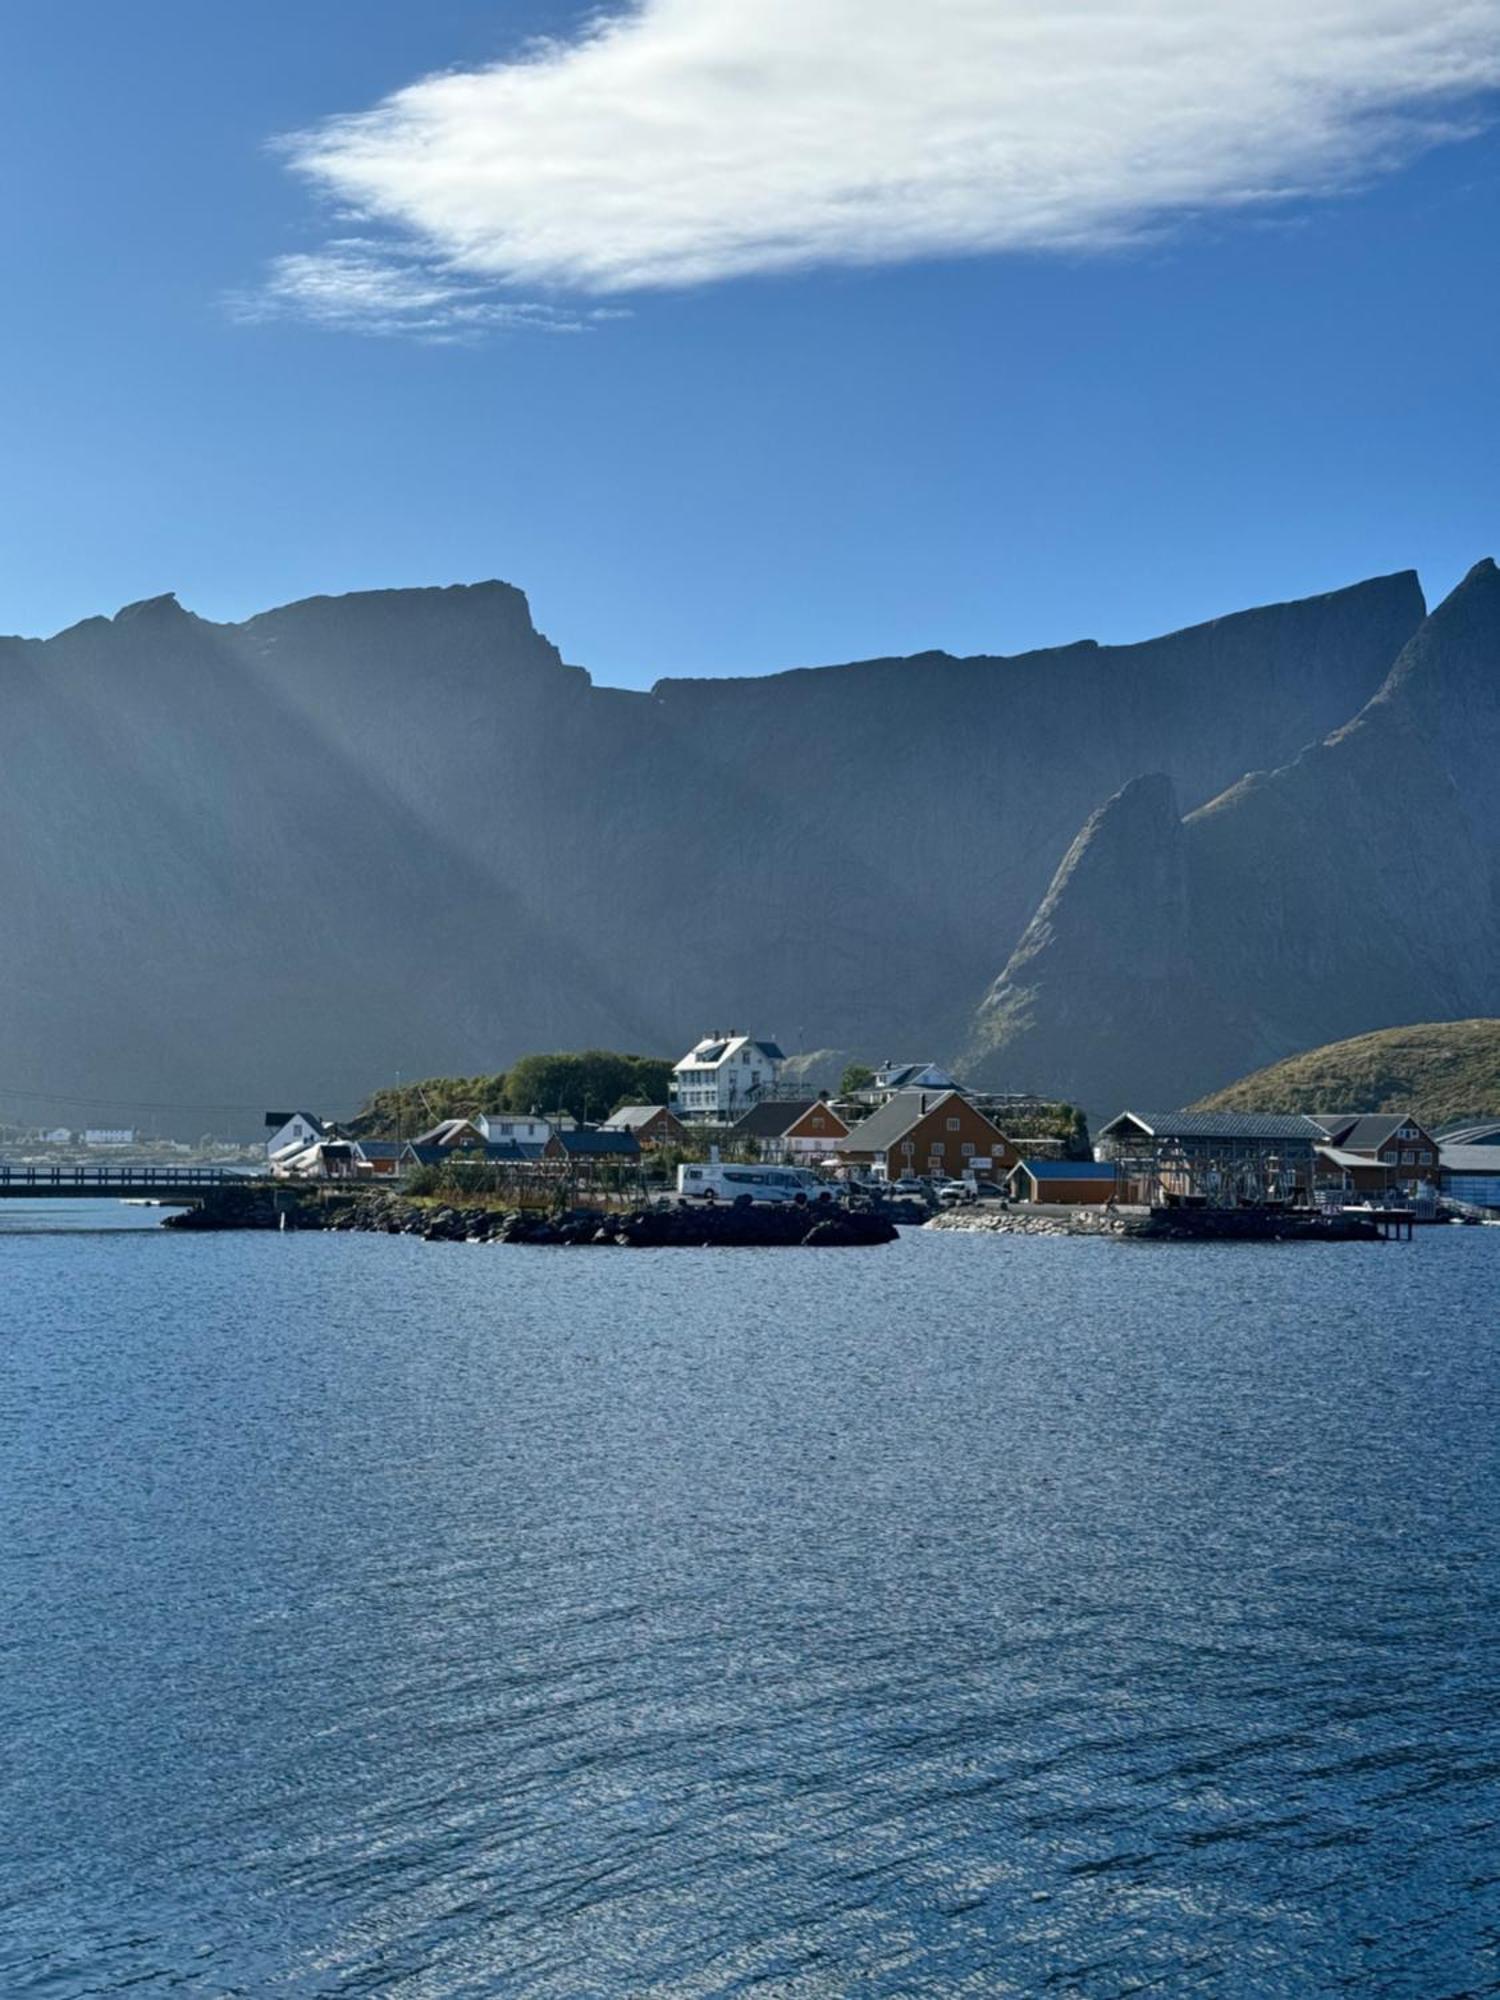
[1138,1202,1395,1242]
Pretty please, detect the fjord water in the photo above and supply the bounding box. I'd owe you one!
[2,1217,1496,1997]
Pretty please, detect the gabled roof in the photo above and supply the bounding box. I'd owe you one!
[1101,1110,1324,1143]
[266,1110,326,1135]
[1309,1113,1360,1142]
[1315,1145,1395,1172]
[838,1090,991,1154]
[552,1128,640,1156]
[1313,1113,1429,1153]
[1011,1159,1117,1181]
[356,1139,406,1162]
[676,1034,786,1069]
[730,1099,823,1139]
[875,1062,955,1090]
[602,1104,677,1131]
[411,1118,486,1148]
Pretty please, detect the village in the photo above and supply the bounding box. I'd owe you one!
[258,1031,1500,1230]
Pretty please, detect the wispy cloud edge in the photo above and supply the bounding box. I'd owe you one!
[252,0,1500,334]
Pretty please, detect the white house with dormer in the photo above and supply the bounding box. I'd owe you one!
[671,1034,785,1120]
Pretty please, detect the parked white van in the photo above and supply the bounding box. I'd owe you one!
[676,1163,838,1206]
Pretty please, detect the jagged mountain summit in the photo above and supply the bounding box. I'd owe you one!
[0,563,1468,1128]
[967,560,1500,1112]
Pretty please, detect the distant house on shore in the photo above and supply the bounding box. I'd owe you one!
[409,1117,555,1154]
[601,1105,687,1149]
[1007,1159,1120,1206]
[729,1098,851,1163]
[1308,1114,1440,1195]
[838,1091,1016,1183]
[400,1138,547,1171]
[265,1111,328,1161]
[272,1136,362,1180]
[411,1118,490,1152]
[671,1034,785,1120]
[871,1061,960,1096]
[475,1111,554,1147]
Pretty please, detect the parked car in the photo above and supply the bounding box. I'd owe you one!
[889,1177,928,1196]
[676,1163,838,1206]
[934,1180,975,1205]
[965,1178,1005,1198]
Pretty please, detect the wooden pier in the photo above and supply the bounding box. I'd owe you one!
[1335,1204,1416,1240]
[0,1164,261,1205]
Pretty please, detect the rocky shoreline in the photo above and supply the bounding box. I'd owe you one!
[927,1206,1130,1238]
[165,1186,902,1248]
[928,1204,1386,1242]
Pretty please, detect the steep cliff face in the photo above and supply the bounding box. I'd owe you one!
[0,567,1428,1125]
[967,562,1500,1112]
[966,774,1221,1110]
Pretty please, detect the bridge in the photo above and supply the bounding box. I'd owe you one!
[0,1164,266,1203]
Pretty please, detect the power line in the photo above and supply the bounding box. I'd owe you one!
[0,1082,290,1115]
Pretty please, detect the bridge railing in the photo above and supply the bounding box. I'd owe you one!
[0,1164,242,1190]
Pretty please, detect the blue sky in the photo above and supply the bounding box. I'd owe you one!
[2,0,1497,685]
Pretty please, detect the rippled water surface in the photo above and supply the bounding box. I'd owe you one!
[2,1213,1498,1996]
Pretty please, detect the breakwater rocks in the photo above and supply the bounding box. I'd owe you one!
[339,1195,899,1248]
[928,1203,1385,1243]
[928,1206,1130,1238]
[168,1187,900,1248]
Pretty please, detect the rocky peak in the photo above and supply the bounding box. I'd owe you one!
[113,592,192,625]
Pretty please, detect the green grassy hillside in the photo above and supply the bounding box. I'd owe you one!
[1195,1020,1500,1125]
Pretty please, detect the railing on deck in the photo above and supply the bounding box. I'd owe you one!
[0,1164,244,1192]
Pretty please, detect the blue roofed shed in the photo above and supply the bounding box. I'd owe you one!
[1007,1158,1122,1205]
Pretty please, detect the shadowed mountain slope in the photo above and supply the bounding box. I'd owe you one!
[968,562,1500,1114]
[0,569,1425,1128]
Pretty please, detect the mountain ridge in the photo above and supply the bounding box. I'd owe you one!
[0,563,1446,1130]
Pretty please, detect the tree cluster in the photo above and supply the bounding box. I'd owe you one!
[351,1049,674,1137]
[500,1050,673,1124]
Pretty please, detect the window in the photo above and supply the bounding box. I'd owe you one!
[1402,1150,1415,1165]
[947,1116,961,1131]
[901,1140,915,1155]
[962,1143,975,1157]
[931,1142,945,1156]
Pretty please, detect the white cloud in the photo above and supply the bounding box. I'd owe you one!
[273,0,1500,309]
[229,241,598,340]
